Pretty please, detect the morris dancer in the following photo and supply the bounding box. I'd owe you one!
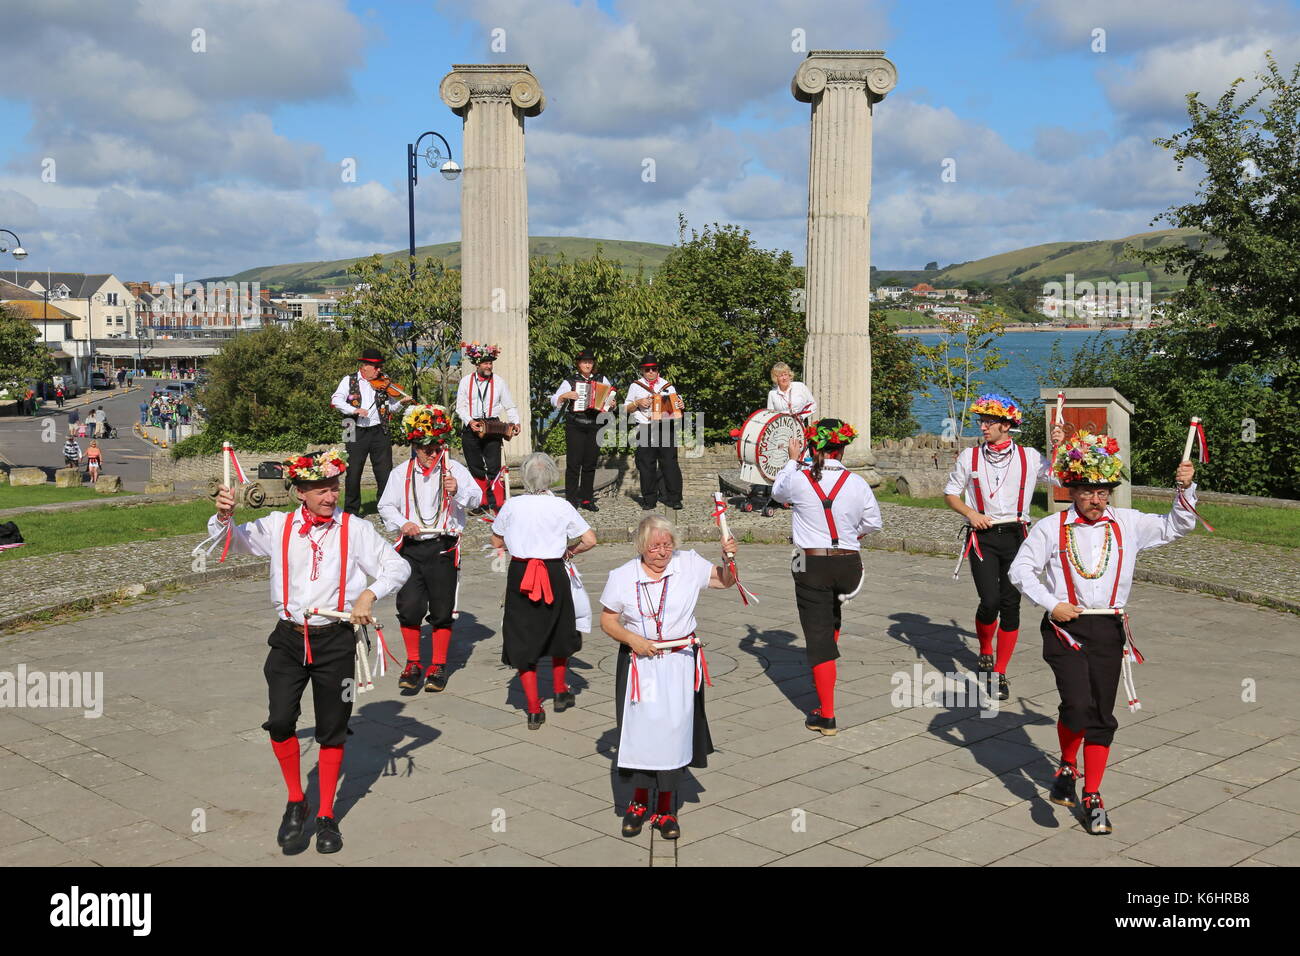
[1010,432,1197,835]
[456,342,521,516]
[378,405,481,694]
[490,453,597,727]
[624,354,684,511]
[599,515,736,841]
[773,419,882,736]
[210,447,409,853]
[331,348,411,516]
[551,348,616,512]
[943,394,1065,700]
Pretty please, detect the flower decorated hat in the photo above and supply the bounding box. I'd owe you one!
[1053,430,1127,487]
[462,341,501,364]
[285,447,348,485]
[969,392,1022,427]
[402,404,454,446]
[805,418,858,450]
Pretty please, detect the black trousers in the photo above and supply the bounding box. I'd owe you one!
[969,525,1025,630]
[344,423,393,515]
[792,552,863,666]
[395,536,458,630]
[462,425,504,483]
[634,421,682,506]
[262,620,356,747]
[564,419,600,504]
[1040,613,1126,747]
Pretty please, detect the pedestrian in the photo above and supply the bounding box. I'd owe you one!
[139,401,148,426]
[67,409,79,438]
[62,436,82,472]
[86,440,102,483]
[55,386,65,409]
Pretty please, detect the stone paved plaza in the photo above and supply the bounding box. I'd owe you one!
[1,544,1298,867]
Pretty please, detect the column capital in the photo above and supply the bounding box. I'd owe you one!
[440,64,546,117]
[791,50,897,103]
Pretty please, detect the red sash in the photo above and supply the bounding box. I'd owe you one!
[281,511,350,664]
[802,468,852,547]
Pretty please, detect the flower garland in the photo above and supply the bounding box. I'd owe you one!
[1066,522,1112,579]
[401,404,453,445]
[285,447,348,482]
[804,419,858,450]
[461,340,500,364]
[969,392,1022,426]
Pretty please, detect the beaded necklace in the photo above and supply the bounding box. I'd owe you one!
[634,570,671,643]
[1065,520,1112,579]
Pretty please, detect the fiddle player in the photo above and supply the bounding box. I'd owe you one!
[331,348,413,516]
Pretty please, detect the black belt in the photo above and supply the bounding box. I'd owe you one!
[354,423,384,430]
[802,547,859,557]
[975,523,1026,535]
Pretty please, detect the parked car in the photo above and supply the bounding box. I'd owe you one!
[161,382,195,399]
[52,375,81,399]
[90,371,112,390]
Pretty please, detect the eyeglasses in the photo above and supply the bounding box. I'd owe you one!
[644,542,674,554]
[1075,489,1112,500]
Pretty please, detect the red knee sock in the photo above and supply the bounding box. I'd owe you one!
[519,669,541,714]
[833,628,840,643]
[317,745,344,818]
[994,627,1018,674]
[1083,743,1109,793]
[399,625,421,665]
[475,477,489,504]
[812,660,836,719]
[431,628,452,667]
[270,737,304,802]
[975,618,997,656]
[552,657,569,694]
[656,790,674,814]
[1058,721,1084,768]
[633,787,649,806]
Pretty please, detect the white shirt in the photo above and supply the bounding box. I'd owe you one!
[550,374,615,412]
[330,373,402,428]
[771,460,883,550]
[944,442,1052,525]
[456,373,520,425]
[378,454,481,539]
[491,493,591,558]
[1008,488,1200,612]
[767,382,817,420]
[206,508,410,626]
[599,550,714,642]
[624,377,680,425]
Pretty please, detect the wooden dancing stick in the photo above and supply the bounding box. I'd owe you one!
[651,637,695,651]
[1055,391,1065,428]
[1182,416,1202,462]
[222,439,232,490]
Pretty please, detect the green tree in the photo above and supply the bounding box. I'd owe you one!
[868,311,920,439]
[914,308,1011,438]
[0,304,57,386]
[338,255,462,407]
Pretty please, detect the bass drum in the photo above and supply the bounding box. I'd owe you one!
[735,409,803,485]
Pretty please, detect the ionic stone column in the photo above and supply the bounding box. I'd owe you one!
[440,64,545,457]
[792,51,897,465]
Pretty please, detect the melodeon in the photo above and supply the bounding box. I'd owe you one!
[481,418,513,437]
[573,380,614,413]
[651,391,685,420]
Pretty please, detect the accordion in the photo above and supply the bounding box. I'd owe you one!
[573,380,613,412]
[651,391,684,420]
[481,418,513,437]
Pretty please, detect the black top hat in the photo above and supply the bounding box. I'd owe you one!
[638,353,660,369]
[358,348,383,365]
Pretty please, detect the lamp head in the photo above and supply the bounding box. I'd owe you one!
[440,160,461,181]
[11,246,27,260]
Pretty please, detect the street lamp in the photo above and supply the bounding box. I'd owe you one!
[0,228,26,260]
[407,131,460,281]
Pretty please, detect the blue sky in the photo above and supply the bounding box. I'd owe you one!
[1,0,1297,281]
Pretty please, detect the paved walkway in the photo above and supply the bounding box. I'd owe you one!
[1,545,1297,866]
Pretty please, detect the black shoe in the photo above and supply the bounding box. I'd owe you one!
[527,710,546,730]
[554,690,576,712]
[424,665,448,693]
[997,673,1010,701]
[468,505,486,517]
[976,653,995,672]
[1050,764,1079,807]
[622,801,648,837]
[276,799,308,846]
[1081,791,1112,835]
[667,501,683,510]
[581,500,599,512]
[397,660,423,691]
[315,815,343,853]
[805,710,838,736]
[641,500,657,511]
[652,813,681,840]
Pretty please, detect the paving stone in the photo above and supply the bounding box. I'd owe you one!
[1185,800,1300,846]
[1199,751,1296,787]
[1235,774,1300,813]
[901,793,1008,831]
[472,809,604,857]
[677,833,782,867]
[0,809,42,847]
[1111,744,1224,783]
[723,810,855,855]
[64,820,205,866]
[869,846,975,867]
[802,784,921,828]
[1146,775,1249,814]
[1124,826,1264,867]
[719,780,827,820]
[871,762,987,803]
[830,816,945,860]
[921,820,1047,864]
[765,843,873,867]
[1253,836,1300,866]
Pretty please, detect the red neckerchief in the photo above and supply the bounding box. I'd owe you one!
[298,506,334,536]
[987,438,1012,451]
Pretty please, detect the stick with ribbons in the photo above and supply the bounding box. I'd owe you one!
[711,492,759,605]
[951,525,984,580]
[306,607,401,690]
[193,440,249,564]
[1177,416,1214,532]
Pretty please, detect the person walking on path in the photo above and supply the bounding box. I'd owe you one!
[86,440,102,483]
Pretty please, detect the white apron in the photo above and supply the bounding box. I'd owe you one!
[617,647,696,771]
[567,560,591,634]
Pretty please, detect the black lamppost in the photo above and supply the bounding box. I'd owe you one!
[406,131,460,280]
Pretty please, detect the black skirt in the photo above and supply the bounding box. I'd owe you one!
[613,642,713,786]
[501,557,581,668]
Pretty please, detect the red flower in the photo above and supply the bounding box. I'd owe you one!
[1105,437,1119,454]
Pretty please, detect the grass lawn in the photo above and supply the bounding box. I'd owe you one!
[874,488,1298,550]
[0,488,381,561]
[0,485,135,509]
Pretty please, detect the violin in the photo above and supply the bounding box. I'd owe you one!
[369,372,414,403]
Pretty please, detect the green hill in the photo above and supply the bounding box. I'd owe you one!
[212,236,673,291]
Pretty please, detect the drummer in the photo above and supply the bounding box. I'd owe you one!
[767,362,817,424]
[599,515,737,841]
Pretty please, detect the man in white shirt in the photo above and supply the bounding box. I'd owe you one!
[944,393,1065,701]
[378,405,481,694]
[773,419,882,736]
[455,343,521,515]
[330,348,411,516]
[1009,433,1197,836]
[623,354,684,511]
[551,348,616,512]
[211,447,409,854]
